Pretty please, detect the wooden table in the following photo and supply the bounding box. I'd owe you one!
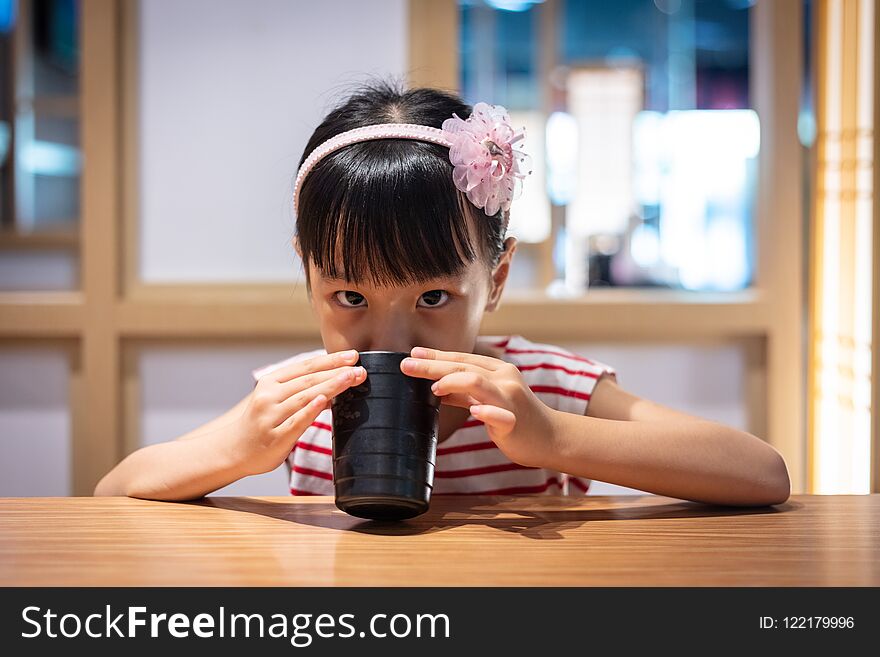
[1,495,878,586]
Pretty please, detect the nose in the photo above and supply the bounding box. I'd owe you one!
[366,313,415,354]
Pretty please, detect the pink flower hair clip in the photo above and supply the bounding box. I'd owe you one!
[292,101,533,220]
[441,102,533,217]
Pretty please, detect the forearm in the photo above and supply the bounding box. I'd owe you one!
[545,410,791,506]
[93,422,248,501]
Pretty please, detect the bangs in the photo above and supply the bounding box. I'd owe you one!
[297,139,483,287]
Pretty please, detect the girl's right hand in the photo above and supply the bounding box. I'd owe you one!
[230,349,365,476]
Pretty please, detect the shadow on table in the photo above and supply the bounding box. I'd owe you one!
[192,496,801,540]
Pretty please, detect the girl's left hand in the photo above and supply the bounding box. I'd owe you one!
[400,346,557,468]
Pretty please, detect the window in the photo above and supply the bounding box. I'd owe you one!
[0,0,80,291]
[459,0,757,293]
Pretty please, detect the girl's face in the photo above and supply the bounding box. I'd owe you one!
[301,237,516,355]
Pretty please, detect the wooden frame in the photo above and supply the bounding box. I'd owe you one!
[0,0,809,496]
[808,0,879,494]
[874,0,880,495]
[751,0,807,496]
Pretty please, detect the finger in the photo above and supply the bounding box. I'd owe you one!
[274,364,363,402]
[430,371,507,408]
[273,366,366,428]
[433,391,481,410]
[469,404,516,433]
[274,392,329,441]
[410,346,503,371]
[401,356,490,381]
[269,349,359,383]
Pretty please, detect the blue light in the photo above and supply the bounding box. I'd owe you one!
[484,0,543,12]
[0,0,16,34]
[798,110,817,148]
[20,141,82,176]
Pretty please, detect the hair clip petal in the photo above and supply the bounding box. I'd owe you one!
[441,102,532,216]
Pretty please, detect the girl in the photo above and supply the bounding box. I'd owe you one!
[95,81,790,507]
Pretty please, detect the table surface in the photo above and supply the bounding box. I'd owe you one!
[1,494,878,586]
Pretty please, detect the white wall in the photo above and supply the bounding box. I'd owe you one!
[560,341,748,495]
[0,251,77,290]
[138,342,322,496]
[0,346,71,496]
[568,341,748,430]
[137,0,408,283]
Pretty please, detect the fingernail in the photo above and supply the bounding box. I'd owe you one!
[355,366,365,377]
[411,347,429,358]
[342,349,358,358]
[401,358,414,369]
[431,382,439,393]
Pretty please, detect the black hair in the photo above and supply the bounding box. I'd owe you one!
[295,78,508,290]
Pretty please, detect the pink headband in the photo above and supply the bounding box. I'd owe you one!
[293,102,532,219]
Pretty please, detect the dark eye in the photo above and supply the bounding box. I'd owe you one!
[335,290,366,307]
[418,290,449,308]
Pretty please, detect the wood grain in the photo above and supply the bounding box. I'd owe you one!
[1,495,877,586]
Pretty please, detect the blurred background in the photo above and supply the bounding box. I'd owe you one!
[0,0,876,497]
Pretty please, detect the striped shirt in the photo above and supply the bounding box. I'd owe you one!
[251,334,617,496]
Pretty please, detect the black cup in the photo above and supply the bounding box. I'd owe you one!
[330,351,440,520]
